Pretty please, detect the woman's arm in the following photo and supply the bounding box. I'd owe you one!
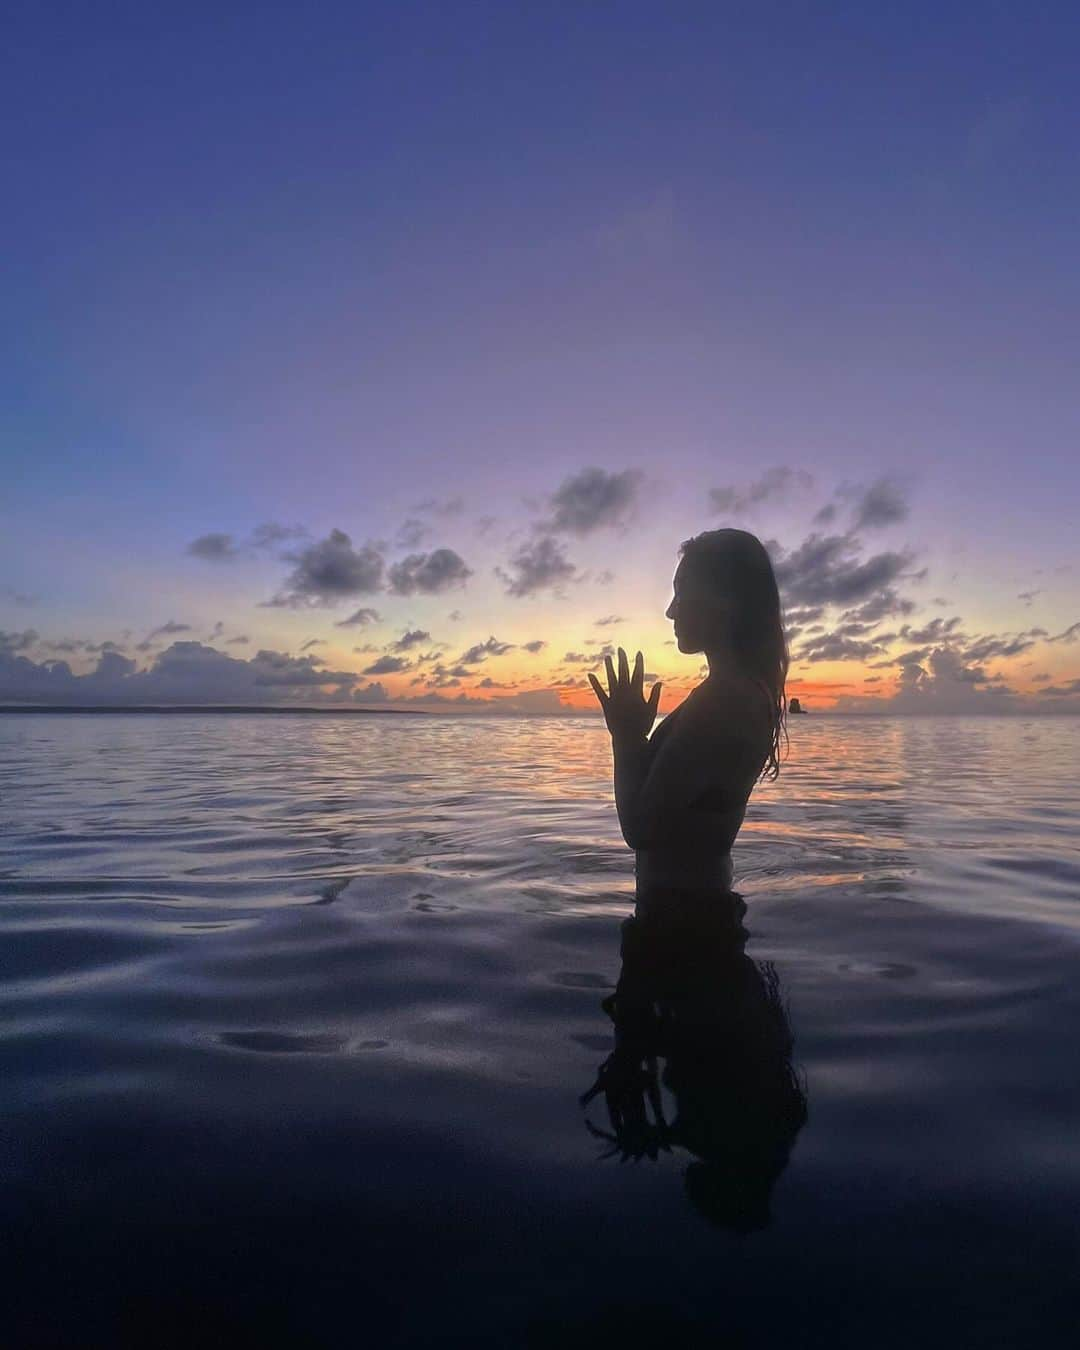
[589,648,662,849]
[612,731,652,850]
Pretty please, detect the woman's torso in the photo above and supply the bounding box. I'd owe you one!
[634,676,771,890]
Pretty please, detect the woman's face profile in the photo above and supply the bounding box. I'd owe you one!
[666,561,728,653]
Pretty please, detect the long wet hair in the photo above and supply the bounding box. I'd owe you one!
[678,528,789,780]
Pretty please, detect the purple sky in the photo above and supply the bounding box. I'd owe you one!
[3,2,1077,712]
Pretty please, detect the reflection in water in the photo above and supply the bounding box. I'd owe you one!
[580,885,808,1232]
[4,716,1080,1343]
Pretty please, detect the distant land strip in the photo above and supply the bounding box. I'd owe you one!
[0,704,436,716]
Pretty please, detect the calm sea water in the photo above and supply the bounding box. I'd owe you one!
[3,712,1079,1347]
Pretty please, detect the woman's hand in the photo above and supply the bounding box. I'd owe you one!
[588,647,662,742]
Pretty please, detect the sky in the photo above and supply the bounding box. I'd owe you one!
[3,0,1078,714]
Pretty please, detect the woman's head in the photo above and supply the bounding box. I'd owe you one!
[667,528,789,779]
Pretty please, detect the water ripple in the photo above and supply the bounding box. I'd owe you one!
[3,711,1080,1345]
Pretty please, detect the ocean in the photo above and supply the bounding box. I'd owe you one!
[3,711,1079,1347]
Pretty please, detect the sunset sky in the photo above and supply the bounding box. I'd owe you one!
[3,2,1077,713]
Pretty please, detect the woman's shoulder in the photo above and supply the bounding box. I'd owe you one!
[693,676,773,741]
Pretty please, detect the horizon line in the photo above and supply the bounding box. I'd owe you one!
[2,704,1078,719]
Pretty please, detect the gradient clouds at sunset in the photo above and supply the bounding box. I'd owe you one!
[3,3,1077,712]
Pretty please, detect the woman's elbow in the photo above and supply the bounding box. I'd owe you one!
[622,815,658,851]
[618,814,648,850]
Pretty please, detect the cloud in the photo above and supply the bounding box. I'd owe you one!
[250,522,308,550]
[262,530,385,608]
[1048,621,1080,644]
[823,618,1080,712]
[415,664,463,687]
[87,650,137,680]
[566,643,616,668]
[523,639,547,653]
[962,630,1044,662]
[362,654,413,675]
[395,519,431,549]
[848,478,910,531]
[839,589,917,624]
[774,532,917,610]
[1017,590,1041,606]
[299,638,325,652]
[543,467,642,536]
[0,642,359,705]
[249,651,349,685]
[1039,678,1080,697]
[832,644,1021,714]
[389,629,431,652]
[772,510,1071,700]
[859,615,1052,685]
[793,633,885,664]
[872,646,931,671]
[809,476,912,533]
[457,636,515,666]
[709,466,814,516]
[226,635,250,645]
[387,549,472,596]
[896,616,963,644]
[0,629,39,654]
[594,615,623,626]
[495,534,578,597]
[147,620,192,640]
[353,681,389,703]
[783,604,826,627]
[334,607,381,629]
[187,523,309,564]
[0,639,662,717]
[187,533,239,562]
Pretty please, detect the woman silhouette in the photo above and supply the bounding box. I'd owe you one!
[588,528,788,904]
[584,532,800,1224]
